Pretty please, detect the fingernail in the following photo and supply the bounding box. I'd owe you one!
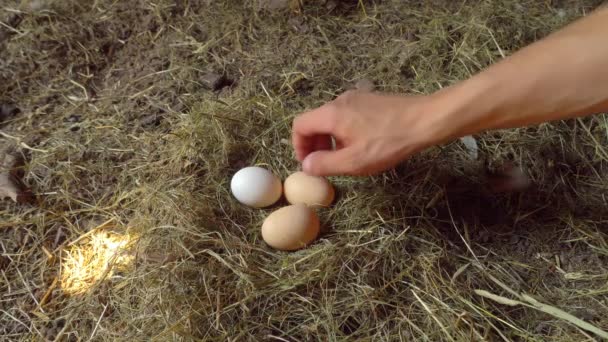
[302,156,312,173]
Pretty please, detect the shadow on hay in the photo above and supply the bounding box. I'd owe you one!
[370,154,607,249]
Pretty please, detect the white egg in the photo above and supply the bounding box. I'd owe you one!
[230,166,282,208]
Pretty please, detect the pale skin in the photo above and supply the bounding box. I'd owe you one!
[292,7,608,176]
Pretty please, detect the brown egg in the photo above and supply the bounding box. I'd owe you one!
[283,171,335,208]
[261,204,320,251]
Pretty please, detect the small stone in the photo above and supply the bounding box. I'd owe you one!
[23,0,49,12]
[355,78,375,92]
[55,318,66,329]
[459,135,479,160]
[0,255,10,270]
[200,72,232,91]
[287,16,309,33]
[573,308,598,321]
[559,251,568,266]
[535,322,551,335]
[261,0,290,10]
[326,0,337,11]
[200,72,223,89]
[0,104,20,123]
[140,113,163,127]
[172,102,185,113]
[508,235,520,244]
[47,327,59,340]
[477,230,491,243]
[66,114,81,123]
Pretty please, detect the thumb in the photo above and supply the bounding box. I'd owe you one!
[302,148,358,176]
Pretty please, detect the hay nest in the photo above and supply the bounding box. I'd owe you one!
[1,0,607,340]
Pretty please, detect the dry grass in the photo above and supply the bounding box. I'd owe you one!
[1,0,607,340]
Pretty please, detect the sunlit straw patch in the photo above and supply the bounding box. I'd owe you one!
[60,231,137,295]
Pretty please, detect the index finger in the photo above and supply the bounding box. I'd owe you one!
[292,104,337,161]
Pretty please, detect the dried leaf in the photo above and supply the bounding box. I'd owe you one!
[477,276,608,339]
[474,289,522,306]
[0,149,33,203]
[523,292,608,339]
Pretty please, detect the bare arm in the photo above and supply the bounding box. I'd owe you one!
[292,7,608,176]
[431,6,608,141]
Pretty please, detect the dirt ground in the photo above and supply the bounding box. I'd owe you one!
[1,0,607,341]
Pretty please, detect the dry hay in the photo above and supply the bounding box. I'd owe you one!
[1,0,607,340]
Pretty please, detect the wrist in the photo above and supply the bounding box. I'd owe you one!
[425,74,501,143]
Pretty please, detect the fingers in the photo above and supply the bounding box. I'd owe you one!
[292,105,337,161]
[293,134,330,162]
[312,134,333,151]
[302,147,359,176]
[293,104,336,136]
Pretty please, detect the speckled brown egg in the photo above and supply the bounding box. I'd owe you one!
[283,171,334,208]
[261,204,320,251]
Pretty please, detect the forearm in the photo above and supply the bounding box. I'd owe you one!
[430,7,608,141]
[291,7,608,176]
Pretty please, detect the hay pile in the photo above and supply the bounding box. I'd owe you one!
[1,0,607,340]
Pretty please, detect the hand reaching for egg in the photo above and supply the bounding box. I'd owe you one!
[292,8,608,177]
[233,7,608,250]
[292,90,442,176]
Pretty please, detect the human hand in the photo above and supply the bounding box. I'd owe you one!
[292,90,446,176]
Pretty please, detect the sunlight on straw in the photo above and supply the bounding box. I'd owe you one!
[61,231,136,295]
